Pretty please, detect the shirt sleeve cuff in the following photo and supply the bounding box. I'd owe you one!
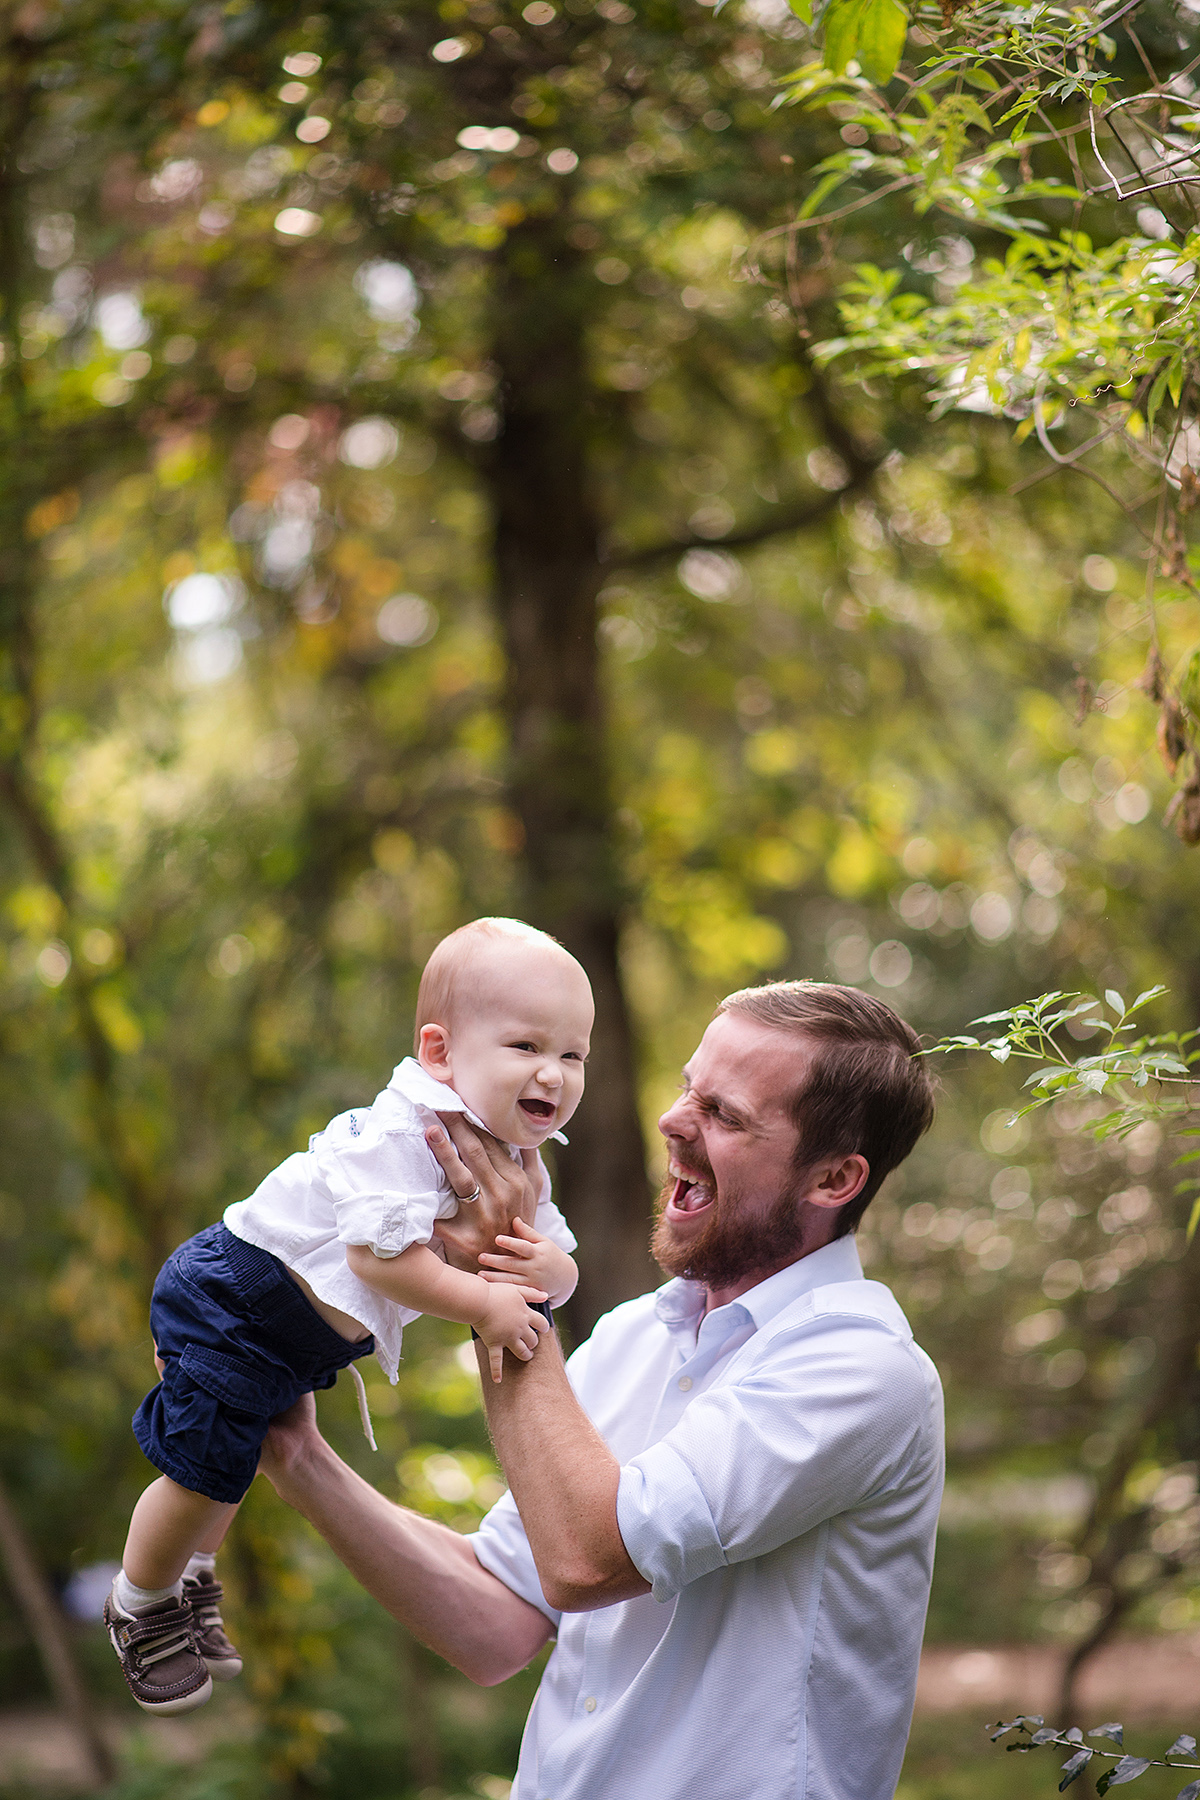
[332,1195,414,1258]
[616,1442,729,1603]
[469,1529,563,1628]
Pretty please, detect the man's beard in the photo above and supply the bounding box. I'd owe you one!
[650,1154,812,1292]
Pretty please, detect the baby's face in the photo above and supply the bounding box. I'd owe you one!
[423,944,594,1148]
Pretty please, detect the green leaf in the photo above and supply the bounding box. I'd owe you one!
[1147,361,1171,430]
[1168,356,1184,407]
[822,0,871,75]
[1105,990,1126,1016]
[1175,1781,1200,1800]
[797,164,856,219]
[855,0,908,85]
[1187,1195,1200,1243]
[1167,1737,1197,1759]
[1091,1725,1125,1745]
[787,0,814,18]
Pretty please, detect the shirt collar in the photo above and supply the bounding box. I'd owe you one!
[387,1056,568,1145]
[654,1233,864,1332]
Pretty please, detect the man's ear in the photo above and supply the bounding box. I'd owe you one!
[801,1153,870,1212]
[418,1022,453,1078]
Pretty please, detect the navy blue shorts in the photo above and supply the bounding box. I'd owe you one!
[133,1223,375,1504]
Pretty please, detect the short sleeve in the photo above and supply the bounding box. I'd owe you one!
[533,1197,576,1255]
[527,1152,576,1253]
[470,1489,563,1627]
[315,1126,449,1259]
[615,1317,934,1603]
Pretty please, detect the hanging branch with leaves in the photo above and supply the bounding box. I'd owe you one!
[927,982,1200,1211]
[762,0,1200,840]
[991,1716,1200,1795]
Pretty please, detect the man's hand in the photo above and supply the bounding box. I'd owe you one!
[259,1392,321,1497]
[428,1113,539,1271]
[471,1281,551,1383]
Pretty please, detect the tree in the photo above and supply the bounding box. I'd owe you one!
[760,0,1200,841]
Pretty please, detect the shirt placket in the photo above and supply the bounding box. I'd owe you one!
[535,1311,751,1799]
[650,1303,754,1433]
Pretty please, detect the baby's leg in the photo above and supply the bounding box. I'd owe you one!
[123,1477,239,1590]
[180,1504,244,1684]
[108,1479,239,1716]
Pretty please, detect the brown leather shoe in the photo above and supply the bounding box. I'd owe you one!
[104,1590,213,1714]
[184,1573,243,1680]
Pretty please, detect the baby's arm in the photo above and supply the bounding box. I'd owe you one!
[477,1217,579,1309]
[345,1242,548,1382]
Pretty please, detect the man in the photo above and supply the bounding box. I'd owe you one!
[261,981,944,1800]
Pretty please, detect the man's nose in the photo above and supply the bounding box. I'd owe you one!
[658,1096,692,1139]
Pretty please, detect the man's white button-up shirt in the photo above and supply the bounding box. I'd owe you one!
[471,1235,944,1800]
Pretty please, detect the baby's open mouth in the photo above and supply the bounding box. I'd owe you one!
[667,1170,714,1216]
[519,1098,555,1121]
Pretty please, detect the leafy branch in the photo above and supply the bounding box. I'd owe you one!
[927,984,1197,1125]
[927,985,1200,1228]
[991,1717,1200,1796]
[761,0,1200,843]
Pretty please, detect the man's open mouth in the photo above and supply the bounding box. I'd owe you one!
[667,1168,715,1217]
[519,1098,555,1122]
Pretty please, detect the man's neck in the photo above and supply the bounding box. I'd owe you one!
[701,1222,843,1315]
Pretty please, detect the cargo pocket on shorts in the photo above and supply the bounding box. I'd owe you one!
[163,1345,288,1484]
[179,1344,287,1415]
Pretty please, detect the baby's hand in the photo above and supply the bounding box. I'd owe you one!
[470,1280,550,1384]
[478,1217,579,1309]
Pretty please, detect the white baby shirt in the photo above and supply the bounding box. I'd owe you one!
[223,1057,576,1381]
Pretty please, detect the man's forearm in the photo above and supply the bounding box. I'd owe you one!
[269,1429,553,1683]
[480,1334,651,1613]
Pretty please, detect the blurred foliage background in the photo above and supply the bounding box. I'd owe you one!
[3,0,1200,1795]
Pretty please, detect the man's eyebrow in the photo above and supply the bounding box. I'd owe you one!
[689,1081,752,1127]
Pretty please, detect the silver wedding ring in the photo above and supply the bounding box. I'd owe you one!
[460,1185,482,1204]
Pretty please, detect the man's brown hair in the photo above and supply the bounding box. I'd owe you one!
[716,980,935,1236]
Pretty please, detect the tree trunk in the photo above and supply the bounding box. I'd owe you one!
[487,207,656,1334]
[0,1476,115,1789]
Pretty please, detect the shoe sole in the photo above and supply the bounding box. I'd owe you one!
[132,1674,214,1715]
[205,1657,243,1681]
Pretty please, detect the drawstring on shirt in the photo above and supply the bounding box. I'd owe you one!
[349,1363,377,1450]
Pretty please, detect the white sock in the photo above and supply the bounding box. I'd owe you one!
[113,1569,183,1615]
[183,1552,217,1582]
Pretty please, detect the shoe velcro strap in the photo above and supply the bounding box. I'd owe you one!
[122,1603,196,1660]
[136,1629,194,1669]
[189,1580,225,1624]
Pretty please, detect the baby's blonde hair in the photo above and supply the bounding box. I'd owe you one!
[413,917,568,1049]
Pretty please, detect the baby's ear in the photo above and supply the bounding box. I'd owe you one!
[418,1022,453,1077]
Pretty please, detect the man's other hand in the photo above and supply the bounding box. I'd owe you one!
[427,1113,539,1271]
[260,1392,321,1495]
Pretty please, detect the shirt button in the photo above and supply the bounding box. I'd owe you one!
[678,1376,693,1391]
[584,1696,597,1712]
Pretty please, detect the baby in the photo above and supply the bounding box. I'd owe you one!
[105,918,591,1716]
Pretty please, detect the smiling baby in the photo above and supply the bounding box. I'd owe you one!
[105,918,590,1716]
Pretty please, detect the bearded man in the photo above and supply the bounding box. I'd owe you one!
[261,981,943,1800]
